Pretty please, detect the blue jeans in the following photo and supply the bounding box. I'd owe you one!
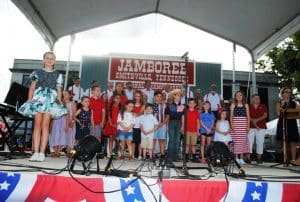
[167,120,181,161]
[118,130,133,141]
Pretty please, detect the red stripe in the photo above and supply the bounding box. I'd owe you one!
[282,184,300,202]
[163,180,227,202]
[231,117,249,154]
[26,175,105,201]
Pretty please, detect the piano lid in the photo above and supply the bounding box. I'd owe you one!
[4,82,28,107]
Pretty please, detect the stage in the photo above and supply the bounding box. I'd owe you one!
[1,154,300,201]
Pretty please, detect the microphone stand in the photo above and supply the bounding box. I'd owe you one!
[181,52,189,175]
[158,156,168,202]
[104,140,119,172]
[99,141,137,177]
[158,168,163,202]
[282,106,289,167]
[168,53,209,177]
[271,102,290,168]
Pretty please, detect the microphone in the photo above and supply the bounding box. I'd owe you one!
[280,99,290,108]
[181,52,189,59]
[280,99,286,107]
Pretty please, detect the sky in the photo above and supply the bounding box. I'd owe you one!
[0,0,252,101]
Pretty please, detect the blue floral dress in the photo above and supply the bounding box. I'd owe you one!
[18,69,67,119]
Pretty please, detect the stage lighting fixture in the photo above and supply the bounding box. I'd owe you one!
[206,141,231,167]
[73,135,101,162]
[206,141,246,176]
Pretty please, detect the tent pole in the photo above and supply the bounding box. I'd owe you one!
[251,53,257,94]
[232,43,236,97]
[64,34,75,90]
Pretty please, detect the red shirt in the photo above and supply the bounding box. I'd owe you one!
[134,105,143,115]
[186,109,200,132]
[109,95,128,106]
[89,97,106,124]
[249,104,267,129]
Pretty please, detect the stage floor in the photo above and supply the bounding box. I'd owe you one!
[1,153,300,182]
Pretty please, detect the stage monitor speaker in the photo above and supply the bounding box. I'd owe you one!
[263,149,283,163]
[4,82,28,107]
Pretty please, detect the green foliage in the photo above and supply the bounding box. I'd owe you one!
[257,30,300,92]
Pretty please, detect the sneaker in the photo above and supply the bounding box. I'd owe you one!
[37,153,45,162]
[29,153,39,161]
[290,160,297,166]
[138,156,142,160]
[239,158,246,165]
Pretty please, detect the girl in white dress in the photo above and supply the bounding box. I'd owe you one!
[214,110,232,145]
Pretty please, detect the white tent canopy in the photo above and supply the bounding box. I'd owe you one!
[12,0,300,60]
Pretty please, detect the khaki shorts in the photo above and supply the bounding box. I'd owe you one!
[141,137,154,149]
[186,132,198,146]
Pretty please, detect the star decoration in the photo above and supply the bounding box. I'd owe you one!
[255,182,263,187]
[7,173,15,177]
[122,178,131,182]
[251,191,261,200]
[125,185,135,195]
[0,181,10,191]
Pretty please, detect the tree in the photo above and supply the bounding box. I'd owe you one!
[257,30,300,93]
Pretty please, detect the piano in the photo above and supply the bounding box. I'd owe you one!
[0,82,32,155]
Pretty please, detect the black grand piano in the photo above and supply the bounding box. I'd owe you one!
[0,82,32,155]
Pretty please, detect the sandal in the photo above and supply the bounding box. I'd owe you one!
[51,153,57,158]
[51,152,60,158]
[128,156,134,160]
[290,160,298,166]
[66,152,72,158]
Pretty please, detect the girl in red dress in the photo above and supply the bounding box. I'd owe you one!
[132,90,145,159]
[103,94,122,157]
[109,82,128,106]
